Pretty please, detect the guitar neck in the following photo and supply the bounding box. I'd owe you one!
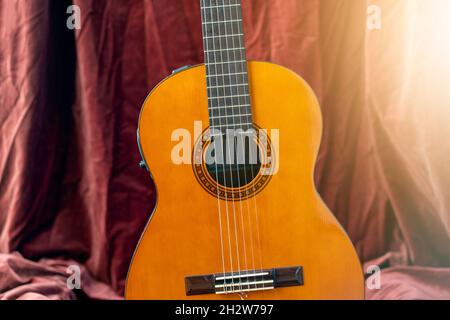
[200,0,253,133]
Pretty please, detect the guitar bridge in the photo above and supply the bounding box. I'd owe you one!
[185,266,303,296]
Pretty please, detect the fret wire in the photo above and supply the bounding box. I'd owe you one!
[206,60,246,65]
[202,19,242,25]
[208,94,249,99]
[205,47,245,52]
[214,122,253,128]
[210,104,250,109]
[206,67,244,78]
[209,107,250,117]
[202,4,240,10]
[210,113,252,119]
[208,83,248,89]
[207,72,247,78]
[203,33,244,39]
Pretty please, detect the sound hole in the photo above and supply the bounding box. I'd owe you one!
[205,132,262,189]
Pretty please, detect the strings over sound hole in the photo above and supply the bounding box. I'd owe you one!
[205,132,262,189]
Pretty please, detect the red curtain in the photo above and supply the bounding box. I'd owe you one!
[1,0,450,299]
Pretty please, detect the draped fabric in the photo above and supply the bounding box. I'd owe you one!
[1,0,450,299]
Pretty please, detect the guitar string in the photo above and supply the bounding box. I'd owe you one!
[214,0,243,294]
[207,0,237,294]
[225,0,251,293]
[219,0,248,294]
[201,0,228,294]
[232,0,266,293]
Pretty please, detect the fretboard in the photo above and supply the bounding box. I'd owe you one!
[200,0,253,133]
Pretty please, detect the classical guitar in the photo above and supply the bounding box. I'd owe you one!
[126,0,364,300]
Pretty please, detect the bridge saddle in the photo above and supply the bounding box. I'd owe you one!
[185,266,303,296]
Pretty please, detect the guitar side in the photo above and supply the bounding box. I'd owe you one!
[126,61,365,300]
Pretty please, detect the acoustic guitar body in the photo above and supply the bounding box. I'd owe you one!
[126,61,364,300]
